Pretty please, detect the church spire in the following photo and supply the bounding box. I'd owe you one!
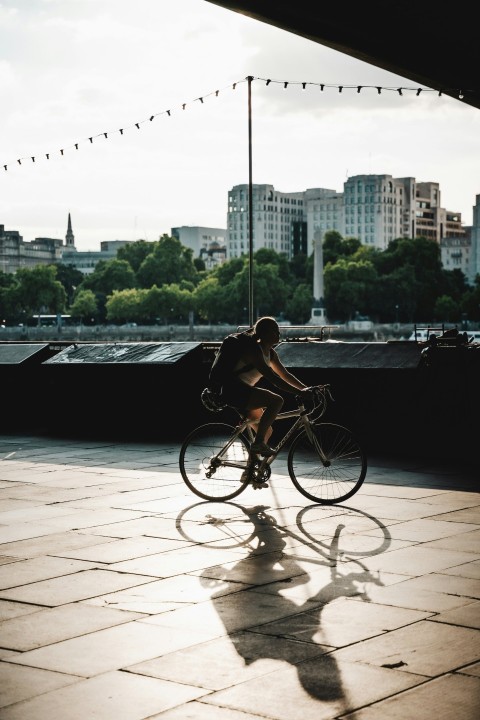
[65,212,75,247]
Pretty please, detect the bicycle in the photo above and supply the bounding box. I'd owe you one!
[179,384,367,504]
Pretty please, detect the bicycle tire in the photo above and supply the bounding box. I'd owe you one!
[287,423,367,504]
[296,505,390,557]
[175,501,259,548]
[179,422,251,501]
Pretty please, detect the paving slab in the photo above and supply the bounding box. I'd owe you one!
[0,670,208,720]
[7,619,214,677]
[0,602,146,651]
[201,655,427,720]
[332,619,480,676]
[0,662,81,709]
[0,568,155,606]
[337,672,480,719]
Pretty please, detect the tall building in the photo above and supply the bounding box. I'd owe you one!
[227,184,305,259]
[471,195,480,283]
[304,187,344,255]
[440,234,472,281]
[441,195,480,285]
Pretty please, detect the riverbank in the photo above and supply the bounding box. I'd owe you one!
[0,322,416,343]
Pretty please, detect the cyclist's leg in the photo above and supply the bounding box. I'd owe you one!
[244,386,283,449]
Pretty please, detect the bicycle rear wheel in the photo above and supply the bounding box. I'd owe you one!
[288,423,367,504]
[179,422,251,501]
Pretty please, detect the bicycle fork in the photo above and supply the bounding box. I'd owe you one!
[304,421,330,467]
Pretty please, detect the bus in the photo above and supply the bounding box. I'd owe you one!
[31,314,73,327]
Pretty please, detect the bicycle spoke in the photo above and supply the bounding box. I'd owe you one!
[179,423,251,501]
[288,423,367,504]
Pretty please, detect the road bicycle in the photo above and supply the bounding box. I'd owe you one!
[179,384,367,504]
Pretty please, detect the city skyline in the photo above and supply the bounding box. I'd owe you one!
[1,0,479,251]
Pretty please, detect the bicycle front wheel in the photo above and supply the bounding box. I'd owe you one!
[179,422,251,501]
[288,423,367,504]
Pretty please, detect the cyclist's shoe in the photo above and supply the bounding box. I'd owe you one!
[251,479,269,490]
[250,441,275,457]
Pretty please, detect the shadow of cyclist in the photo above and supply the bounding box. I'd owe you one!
[199,503,385,702]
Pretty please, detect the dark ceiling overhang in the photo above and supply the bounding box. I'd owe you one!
[206,1,480,111]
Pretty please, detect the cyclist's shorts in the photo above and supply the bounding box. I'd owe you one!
[220,378,254,413]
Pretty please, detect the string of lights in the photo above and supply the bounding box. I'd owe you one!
[2,75,463,172]
[255,75,464,98]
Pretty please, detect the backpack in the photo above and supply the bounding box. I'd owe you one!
[208,331,255,393]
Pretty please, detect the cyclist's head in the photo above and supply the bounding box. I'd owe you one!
[254,316,280,346]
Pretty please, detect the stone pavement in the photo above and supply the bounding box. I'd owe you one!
[0,433,479,720]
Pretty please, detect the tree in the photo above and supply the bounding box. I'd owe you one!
[286,283,312,324]
[136,234,199,289]
[76,258,136,323]
[0,271,19,324]
[371,265,417,322]
[106,289,145,323]
[80,258,136,295]
[289,252,308,282]
[255,248,293,283]
[14,265,66,321]
[322,230,344,266]
[69,289,98,323]
[231,262,289,321]
[194,276,230,323]
[324,258,377,322]
[55,264,84,305]
[461,276,480,321]
[117,239,154,273]
[434,295,460,322]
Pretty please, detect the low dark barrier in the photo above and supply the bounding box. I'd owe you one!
[0,338,478,464]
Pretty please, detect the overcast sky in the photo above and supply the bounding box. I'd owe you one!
[1,0,479,251]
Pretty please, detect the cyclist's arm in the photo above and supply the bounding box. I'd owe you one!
[259,349,307,393]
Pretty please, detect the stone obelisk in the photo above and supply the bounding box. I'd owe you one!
[310,230,327,325]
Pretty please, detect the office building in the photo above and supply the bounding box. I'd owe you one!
[227,184,305,259]
[0,225,63,273]
[171,226,226,270]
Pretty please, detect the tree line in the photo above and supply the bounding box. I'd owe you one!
[1,231,479,326]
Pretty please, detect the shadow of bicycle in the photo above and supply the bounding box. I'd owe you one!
[176,501,391,702]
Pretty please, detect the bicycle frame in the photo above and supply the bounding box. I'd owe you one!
[208,398,327,478]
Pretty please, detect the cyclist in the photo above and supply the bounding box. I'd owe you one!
[219,316,308,457]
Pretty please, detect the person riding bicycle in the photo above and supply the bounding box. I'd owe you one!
[218,316,309,457]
